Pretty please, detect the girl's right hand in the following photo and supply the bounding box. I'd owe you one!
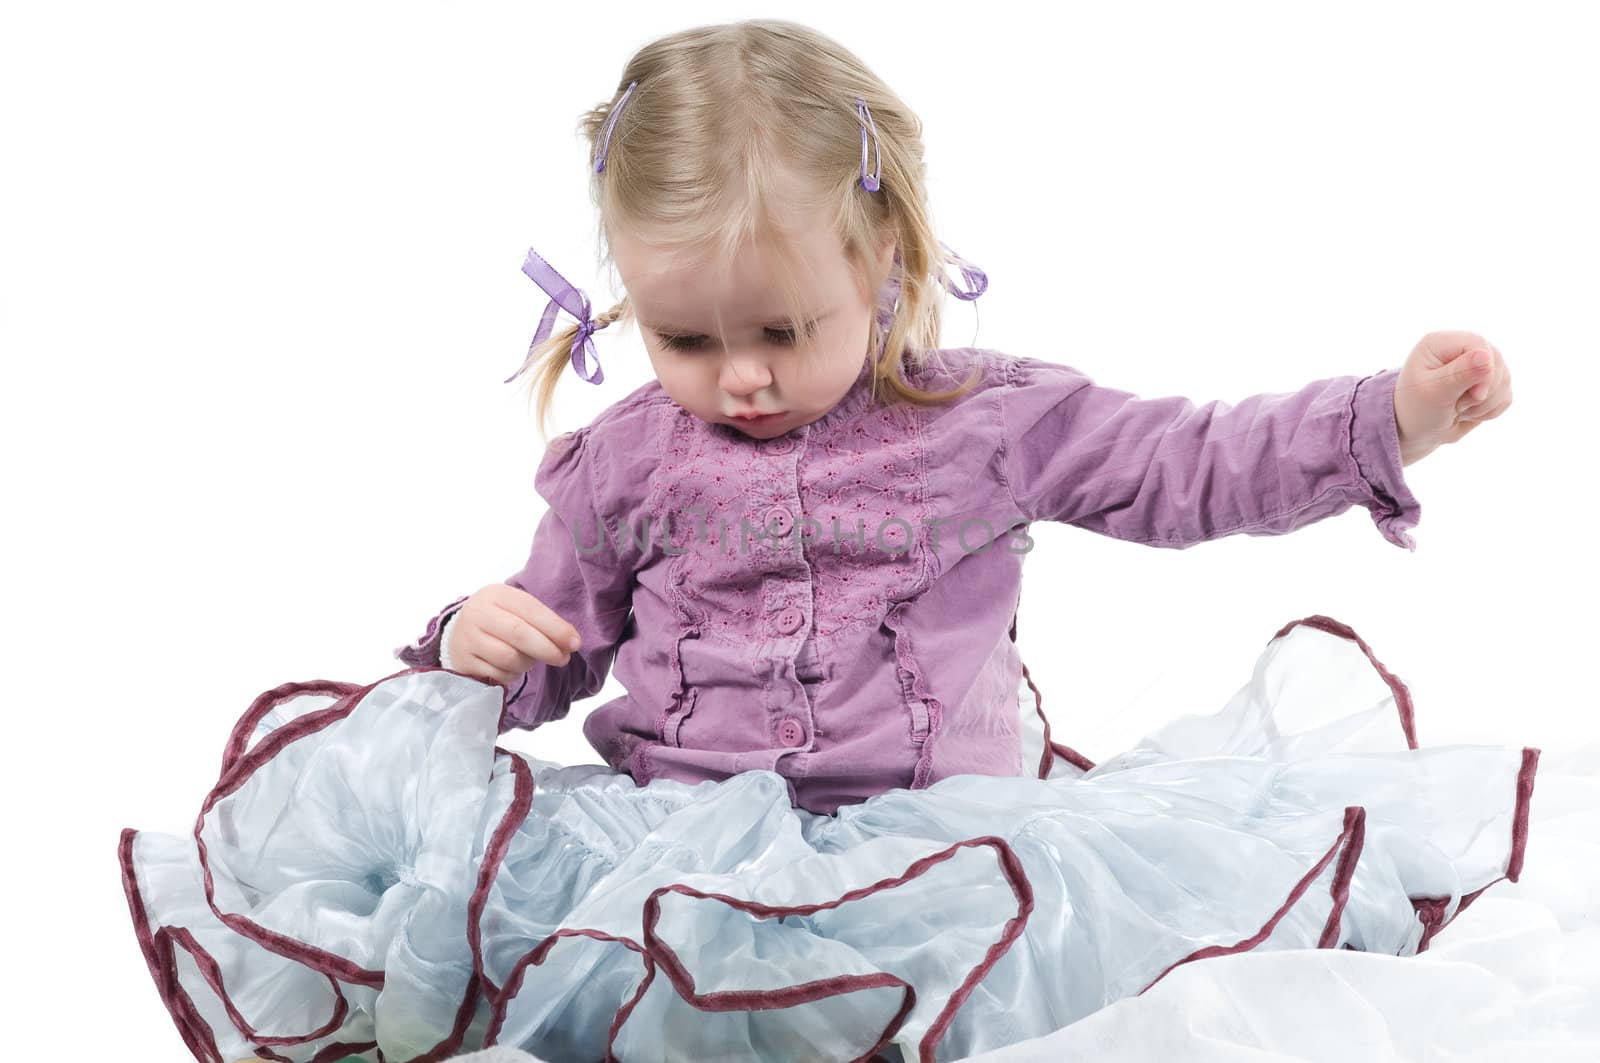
[444,583,582,687]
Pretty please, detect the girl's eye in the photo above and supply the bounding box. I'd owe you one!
[657,321,815,352]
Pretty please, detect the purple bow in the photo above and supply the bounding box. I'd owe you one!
[938,242,987,301]
[870,244,990,348]
[504,247,604,386]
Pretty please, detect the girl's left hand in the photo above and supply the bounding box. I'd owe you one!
[1392,329,1513,466]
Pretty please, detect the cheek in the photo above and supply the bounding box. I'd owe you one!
[643,344,675,379]
[650,355,712,403]
[826,315,868,361]
[822,319,870,372]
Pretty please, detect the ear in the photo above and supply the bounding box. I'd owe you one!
[867,231,897,292]
[875,230,897,274]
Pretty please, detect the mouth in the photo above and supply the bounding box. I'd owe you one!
[729,410,785,424]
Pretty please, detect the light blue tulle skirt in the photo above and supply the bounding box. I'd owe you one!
[119,616,1537,1063]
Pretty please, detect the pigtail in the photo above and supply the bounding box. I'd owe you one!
[520,297,631,452]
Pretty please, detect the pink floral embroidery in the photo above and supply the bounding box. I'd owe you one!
[648,381,930,646]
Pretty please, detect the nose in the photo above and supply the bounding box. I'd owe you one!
[718,349,773,397]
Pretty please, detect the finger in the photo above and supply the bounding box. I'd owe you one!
[1458,370,1513,419]
[461,653,521,688]
[1415,330,1492,372]
[483,605,573,669]
[1478,347,1507,401]
[1458,383,1510,418]
[1459,394,1511,423]
[499,592,582,653]
[1453,348,1495,400]
[470,632,535,677]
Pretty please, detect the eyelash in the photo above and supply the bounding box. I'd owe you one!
[656,322,815,352]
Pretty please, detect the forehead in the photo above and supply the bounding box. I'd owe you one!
[610,221,850,329]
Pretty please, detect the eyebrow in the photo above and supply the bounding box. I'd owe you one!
[642,309,833,336]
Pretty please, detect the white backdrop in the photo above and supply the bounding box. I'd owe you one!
[3,1,1595,1057]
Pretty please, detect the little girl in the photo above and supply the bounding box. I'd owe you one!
[120,18,1532,1063]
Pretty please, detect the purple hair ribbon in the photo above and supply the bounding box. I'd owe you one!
[937,242,988,301]
[504,248,604,386]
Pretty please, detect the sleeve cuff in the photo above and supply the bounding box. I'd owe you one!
[393,594,471,667]
[1349,369,1422,552]
[439,613,461,671]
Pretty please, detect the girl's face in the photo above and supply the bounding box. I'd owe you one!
[611,216,895,438]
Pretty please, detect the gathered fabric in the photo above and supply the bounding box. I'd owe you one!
[120,615,1534,1063]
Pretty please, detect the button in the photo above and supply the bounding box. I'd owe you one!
[763,505,794,536]
[776,716,806,747]
[773,606,803,635]
[766,436,795,455]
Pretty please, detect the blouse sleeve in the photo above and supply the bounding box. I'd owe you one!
[393,425,636,732]
[998,356,1421,550]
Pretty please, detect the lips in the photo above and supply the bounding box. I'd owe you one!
[730,411,783,421]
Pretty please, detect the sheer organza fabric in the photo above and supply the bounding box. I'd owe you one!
[120,618,1536,1063]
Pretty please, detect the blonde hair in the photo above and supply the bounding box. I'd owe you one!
[522,18,983,446]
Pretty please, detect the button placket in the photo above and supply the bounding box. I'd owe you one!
[760,428,811,753]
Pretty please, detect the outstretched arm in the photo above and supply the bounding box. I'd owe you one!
[999,354,1421,550]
